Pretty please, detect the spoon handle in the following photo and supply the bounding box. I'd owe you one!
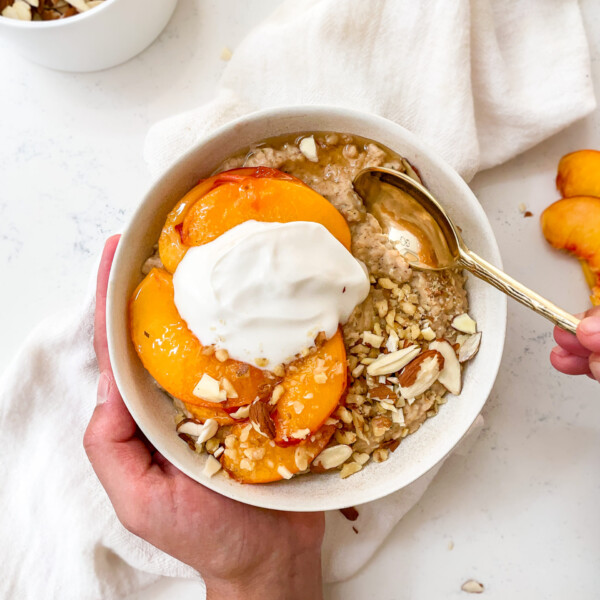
[458,249,580,334]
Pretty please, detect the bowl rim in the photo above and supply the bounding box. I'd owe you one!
[107,104,507,511]
[0,0,117,29]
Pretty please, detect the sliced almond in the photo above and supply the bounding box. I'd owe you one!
[313,444,353,470]
[421,326,436,341]
[229,404,250,420]
[429,340,462,395]
[362,331,384,348]
[192,374,227,403]
[277,465,294,480]
[452,313,477,334]
[458,332,482,363]
[398,350,444,398]
[220,377,238,398]
[196,418,219,444]
[176,418,203,437]
[203,455,222,478]
[65,0,88,11]
[299,136,318,162]
[461,580,484,594]
[366,345,420,376]
[249,401,276,439]
[385,329,399,353]
[294,446,309,471]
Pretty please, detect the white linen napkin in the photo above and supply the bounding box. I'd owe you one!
[1,0,595,598]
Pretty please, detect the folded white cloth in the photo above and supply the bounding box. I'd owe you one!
[1,0,595,598]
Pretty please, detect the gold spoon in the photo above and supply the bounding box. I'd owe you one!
[352,167,580,334]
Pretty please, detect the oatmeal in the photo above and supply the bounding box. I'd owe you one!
[217,133,472,469]
[133,131,481,483]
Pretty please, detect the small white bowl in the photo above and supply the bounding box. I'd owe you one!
[0,0,178,72]
[107,106,506,512]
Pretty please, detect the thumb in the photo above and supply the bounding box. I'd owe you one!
[84,372,153,499]
[576,308,600,353]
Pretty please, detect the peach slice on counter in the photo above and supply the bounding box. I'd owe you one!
[556,150,600,199]
[540,196,600,306]
[221,423,335,484]
[129,267,279,410]
[273,331,347,444]
[159,166,352,273]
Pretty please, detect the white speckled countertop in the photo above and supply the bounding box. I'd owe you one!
[1,1,599,598]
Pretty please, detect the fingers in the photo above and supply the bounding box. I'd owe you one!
[577,312,600,354]
[550,346,591,376]
[84,371,154,512]
[588,352,600,381]
[94,235,121,374]
[553,326,591,358]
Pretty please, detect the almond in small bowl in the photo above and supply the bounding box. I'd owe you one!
[0,0,178,71]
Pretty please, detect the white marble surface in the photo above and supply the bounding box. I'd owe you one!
[1,1,599,598]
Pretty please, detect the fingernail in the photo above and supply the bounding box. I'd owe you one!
[579,317,600,337]
[97,371,112,405]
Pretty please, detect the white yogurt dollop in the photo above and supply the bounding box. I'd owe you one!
[173,220,370,369]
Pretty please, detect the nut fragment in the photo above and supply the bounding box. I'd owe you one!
[249,401,276,439]
[220,377,238,398]
[192,374,227,403]
[340,462,363,479]
[196,419,219,444]
[362,331,384,348]
[429,340,462,395]
[313,444,353,470]
[398,350,444,398]
[176,419,204,437]
[203,455,222,478]
[294,446,309,471]
[366,345,420,376]
[269,384,285,406]
[458,332,482,363]
[299,136,319,162]
[229,404,250,420]
[277,465,294,479]
[215,349,229,362]
[452,313,477,334]
[461,580,484,594]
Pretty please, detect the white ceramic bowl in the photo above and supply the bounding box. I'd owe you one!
[108,106,506,512]
[0,0,178,72]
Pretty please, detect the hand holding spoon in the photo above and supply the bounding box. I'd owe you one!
[352,167,579,334]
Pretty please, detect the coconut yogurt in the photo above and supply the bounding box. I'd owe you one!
[173,220,370,369]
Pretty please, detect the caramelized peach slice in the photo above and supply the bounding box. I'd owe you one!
[273,332,347,444]
[556,150,600,198]
[185,403,234,426]
[221,423,335,484]
[129,267,278,410]
[541,196,600,305]
[158,168,296,273]
[182,174,351,252]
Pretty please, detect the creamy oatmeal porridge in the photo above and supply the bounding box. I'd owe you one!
[131,132,481,483]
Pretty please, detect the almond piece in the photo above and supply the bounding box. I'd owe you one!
[249,401,276,439]
[366,345,420,376]
[452,313,477,334]
[398,350,444,398]
[229,404,250,420]
[313,444,353,470]
[429,340,462,395]
[192,374,227,403]
[196,418,219,444]
[299,136,318,162]
[203,455,222,478]
[458,332,482,363]
[176,418,204,437]
[461,580,484,594]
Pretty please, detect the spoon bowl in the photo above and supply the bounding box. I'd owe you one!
[353,167,580,334]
